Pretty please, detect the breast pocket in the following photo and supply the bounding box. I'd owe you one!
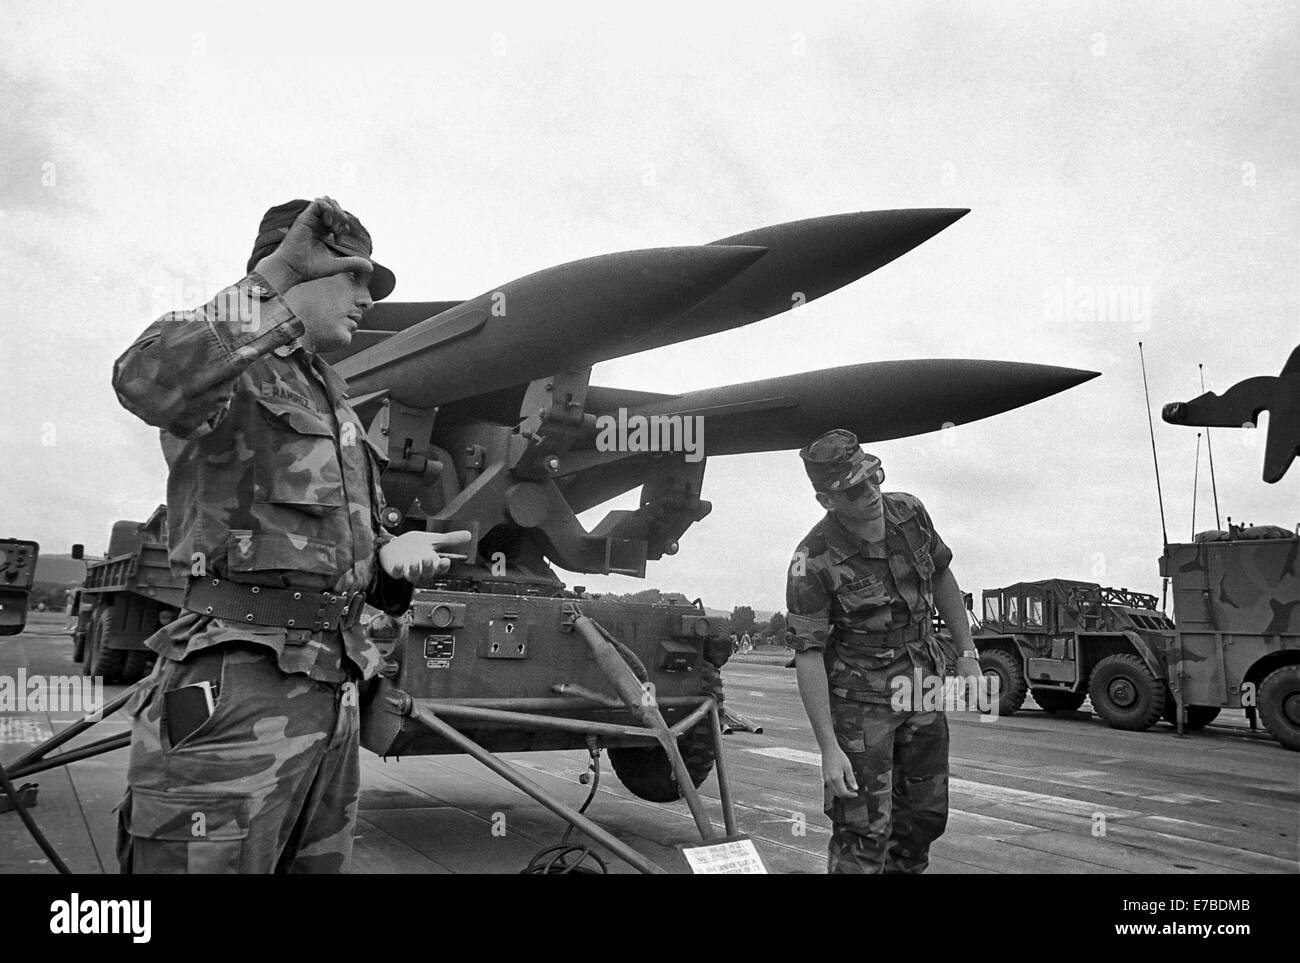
[834,572,894,632]
[255,398,345,516]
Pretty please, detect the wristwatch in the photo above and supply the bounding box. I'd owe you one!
[960,649,980,659]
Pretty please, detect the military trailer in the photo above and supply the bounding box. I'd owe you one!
[1161,525,1300,750]
[974,579,1177,729]
[365,589,730,802]
[0,539,40,636]
[71,506,184,684]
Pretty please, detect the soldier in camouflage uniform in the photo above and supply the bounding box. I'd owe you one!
[785,429,980,873]
[111,197,468,873]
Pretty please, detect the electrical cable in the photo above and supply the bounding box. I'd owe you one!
[520,747,609,874]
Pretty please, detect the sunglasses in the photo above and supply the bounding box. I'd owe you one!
[838,468,885,501]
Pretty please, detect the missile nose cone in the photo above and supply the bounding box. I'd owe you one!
[633,208,972,351]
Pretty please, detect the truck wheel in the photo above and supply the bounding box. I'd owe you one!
[978,649,1027,716]
[1160,691,1221,729]
[608,661,721,802]
[1088,654,1165,731]
[91,606,126,684]
[123,650,156,684]
[1033,689,1086,713]
[1257,665,1300,751]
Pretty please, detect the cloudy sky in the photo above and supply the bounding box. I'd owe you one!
[3,0,1296,613]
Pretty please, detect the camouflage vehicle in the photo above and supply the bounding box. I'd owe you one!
[1161,524,1300,750]
[71,506,184,684]
[973,579,1177,730]
[0,539,40,636]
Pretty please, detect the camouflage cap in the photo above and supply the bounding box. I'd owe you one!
[245,199,396,301]
[799,428,882,493]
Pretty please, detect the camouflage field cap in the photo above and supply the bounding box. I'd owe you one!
[799,428,883,493]
[246,199,396,301]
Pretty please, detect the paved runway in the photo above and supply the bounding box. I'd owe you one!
[2,614,1297,874]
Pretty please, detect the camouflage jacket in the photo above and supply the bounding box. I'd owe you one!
[785,492,954,704]
[112,272,411,682]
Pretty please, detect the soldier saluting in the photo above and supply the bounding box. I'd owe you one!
[112,197,467,873]
[786,429,980,873]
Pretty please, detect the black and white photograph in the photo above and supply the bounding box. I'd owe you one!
[0,0,1294,937]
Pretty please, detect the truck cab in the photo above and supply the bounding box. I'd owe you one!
[974,579,1176,729]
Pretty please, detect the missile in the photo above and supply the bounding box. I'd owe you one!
[626,208,970,352]
[558,359,1098,511]
[335,209,967,412]
[336,245,768,407]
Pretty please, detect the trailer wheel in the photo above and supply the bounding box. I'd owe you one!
[1032,688,1087,713]
[123,650,156,684]
[978,648,1027,716]
[1088,654,1165,731]
[1160,691,1221,730]
[608,660,722,802]
[90,606,126,684]
[1257,665,1300,751]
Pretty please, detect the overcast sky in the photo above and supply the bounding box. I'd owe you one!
[3,0,1296,613]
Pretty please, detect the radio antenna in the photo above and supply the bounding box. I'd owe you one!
[1199,364,1222,529]
[1139,342,1169,548]
[1191,432,1202,540]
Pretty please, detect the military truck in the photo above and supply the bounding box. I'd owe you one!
[1161,524,1300,750]
[71,506,184,684]
[974,579,1177,729]
[0,539,40,636]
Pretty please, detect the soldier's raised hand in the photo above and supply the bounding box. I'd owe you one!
[379,530,473,582]
[255,196,374,293]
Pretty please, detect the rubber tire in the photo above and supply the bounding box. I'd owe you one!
[978,648,1027,716]
[1160,691,1221,730]
[91,606,126,684]
[1088,653,1165,731]
[608,661,722,803]
[1257,665,1300,751]
[1033,688,1087,713]
[123,649,155,684]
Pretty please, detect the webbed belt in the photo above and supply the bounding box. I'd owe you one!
[184,577,365,632]
[837,621,928,646]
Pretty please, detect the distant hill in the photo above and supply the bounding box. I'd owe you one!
[34,554,87,585]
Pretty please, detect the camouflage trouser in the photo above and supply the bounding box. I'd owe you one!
[824,698,949,874]
[115,643,360,874]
